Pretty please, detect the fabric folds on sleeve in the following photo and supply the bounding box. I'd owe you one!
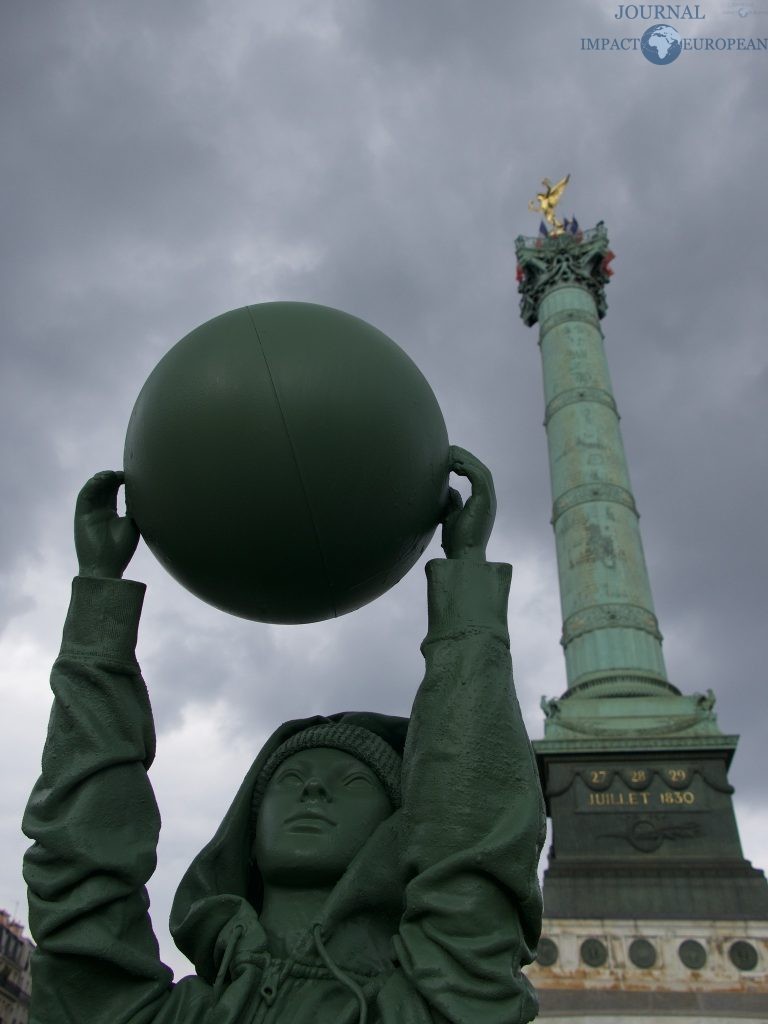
[395,558,545,1024]
[22,576,176,1024]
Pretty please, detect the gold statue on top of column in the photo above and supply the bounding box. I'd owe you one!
[528,174,571,236]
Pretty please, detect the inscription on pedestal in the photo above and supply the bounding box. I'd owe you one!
[574,766,705,814]
[541,754,750,880]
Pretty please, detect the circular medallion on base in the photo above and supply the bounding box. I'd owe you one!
[629,938,657,969]
[581,938,608,967]
[678,939,707,970]
[536,938,558,967]
[729,941,758,971]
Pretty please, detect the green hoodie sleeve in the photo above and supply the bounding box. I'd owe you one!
[393,558,545,1024]
[22,576,178,1024]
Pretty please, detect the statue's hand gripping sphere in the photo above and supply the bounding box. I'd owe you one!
[124,302,449,623]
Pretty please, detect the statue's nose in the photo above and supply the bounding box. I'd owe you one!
[301,776,332,802]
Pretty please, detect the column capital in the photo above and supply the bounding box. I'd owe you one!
[515,221,614,327]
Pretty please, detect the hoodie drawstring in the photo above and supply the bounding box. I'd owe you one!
[312,923,368,1024]
[214,920,368,1021]
[213,922,245,1002]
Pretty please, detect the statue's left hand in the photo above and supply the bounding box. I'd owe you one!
[441,446,497,561]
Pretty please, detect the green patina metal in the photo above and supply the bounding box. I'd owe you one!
[124,302,450,624]
[23,451,546,1022]
[516,217,768,923]
[514,224,738,740]
[516,225,670,702]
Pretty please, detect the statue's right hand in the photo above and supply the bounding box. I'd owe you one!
[75,471,139,579]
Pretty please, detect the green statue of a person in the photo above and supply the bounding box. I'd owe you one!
[22,448,545,1023]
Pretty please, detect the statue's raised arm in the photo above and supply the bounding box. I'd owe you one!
[388,445,545,1021]
[23,472,179,1024]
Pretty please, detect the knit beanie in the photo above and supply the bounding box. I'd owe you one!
[252,722,403,814]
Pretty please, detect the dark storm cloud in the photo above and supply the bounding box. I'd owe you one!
[2,0,766,973]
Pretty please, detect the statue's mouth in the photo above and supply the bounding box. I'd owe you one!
[285,810,336,829]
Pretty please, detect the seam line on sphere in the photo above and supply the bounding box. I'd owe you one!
[245,305,337,617]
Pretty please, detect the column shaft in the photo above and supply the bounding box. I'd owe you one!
[516,226,672,698]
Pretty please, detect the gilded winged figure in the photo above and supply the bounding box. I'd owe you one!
[528,174,571,235]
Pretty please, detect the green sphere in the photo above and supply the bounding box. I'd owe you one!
[124,302,449,623]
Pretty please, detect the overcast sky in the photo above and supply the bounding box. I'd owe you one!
[2,0,766,979]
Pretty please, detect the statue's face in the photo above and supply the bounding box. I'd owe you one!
[253,747,393,888]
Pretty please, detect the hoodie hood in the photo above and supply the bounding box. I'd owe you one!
[169,711,409,986]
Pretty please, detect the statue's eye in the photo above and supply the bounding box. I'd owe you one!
[277,769,303,787]
[344,773,374,789]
